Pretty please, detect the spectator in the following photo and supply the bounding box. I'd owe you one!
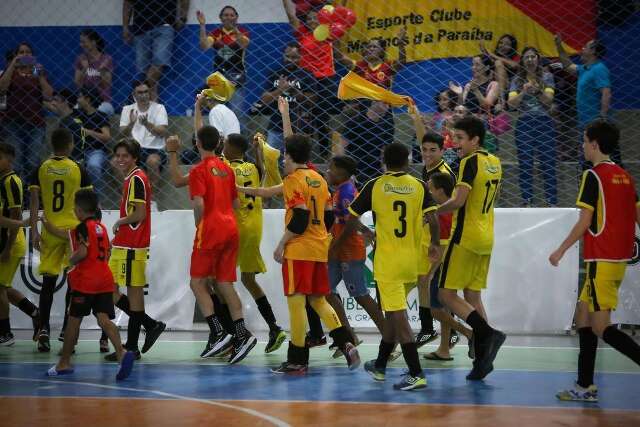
[260,42,315,152]
[77,87,112,197]
[554,35,618,165]
[44,89,84,161]
[0,42,53,177]
[194,87,239,138]
[74,29,115,116]
[450,55,499,119]
[546,58,579,161]
[334,30,407,184]
[122,0,189,89]
[508,47,558,207]
[119,81,168,190]
[197,6,249,126]
[480,34,520,94]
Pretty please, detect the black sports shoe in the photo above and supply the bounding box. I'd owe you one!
[271,362,307,374]
[467,330,506,380]
[415,330,438,349]
[200,332,233,358]
[343,342,361,370]
[37,329,50,353]
[265,329,286,353]
[105,350,141,362]
[141,321,166,353]
[0,332,15,347]
[305,333,327,348]
[228,335,257,364]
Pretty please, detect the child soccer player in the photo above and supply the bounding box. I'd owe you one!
[436,116,506,381]
[44,189,135,380]
[346,143,441,391]
[549,120,640,402]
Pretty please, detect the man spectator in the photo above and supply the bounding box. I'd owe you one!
[119,81,168,193]
[260,42,315,153]
[77,87,111,197]
[122,0,190,89]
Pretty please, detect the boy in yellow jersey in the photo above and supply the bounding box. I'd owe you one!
[29,128,92,352]
[0,143,39,346]
[345,143,441,391]
[221,133,286,353]
[436,116,506,381]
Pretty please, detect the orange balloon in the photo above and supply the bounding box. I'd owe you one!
[313,24,330,42]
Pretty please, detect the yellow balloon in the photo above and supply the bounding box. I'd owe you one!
[207,36,214,44]
[313,24,330,42]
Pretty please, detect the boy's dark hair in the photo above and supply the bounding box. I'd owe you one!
[75,189,99,214]
[113,138,141,160]
[383,143,409,169]
[331,155,357,178]
[422,131,445,149]
[51,128,73,153]
[79,86,102,109]
[197,126,221,151]
[585,119,619,155]
[453,116,486,146]
[284,134,312,164]
[55,88,77,107]
[429,172,454,197]
[0,142,16,158]
[226,133,249,154]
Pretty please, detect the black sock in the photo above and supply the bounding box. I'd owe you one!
[466,310,492,341]
[287,342,306,365]
[419,306,434,333]
[256,296,279,332]
[211,294,234,335]
[16,297,39,318]
[234,318,249,341]
[577,327,598,387]
[306,302,324,339]
[0,318,10,335]
[602,325,640,366]
[328,325,351,350]
[115,295,156,331]
[126,311,143,351]
[205,314,224,335]
[39,275,57,331]
[401,342,423,377]
[375,340,394,370]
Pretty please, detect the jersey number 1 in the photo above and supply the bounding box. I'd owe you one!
[393,200,407,238]
[52,180,65,212]
[481,179,500,214]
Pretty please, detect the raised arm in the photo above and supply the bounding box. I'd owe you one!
[282,0,301,29]
[554,34,577,75]
[194,94,205,131]
[391,26,407,74]
[408,103,425,145]
[252,133,266,182]
[166,135,189,187]
[196,10,214,50]
[278,96,293,138]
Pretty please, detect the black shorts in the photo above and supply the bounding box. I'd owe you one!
[69,291,115,319]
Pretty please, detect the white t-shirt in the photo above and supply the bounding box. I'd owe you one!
[120,102,168,150]
[208,104,240,138]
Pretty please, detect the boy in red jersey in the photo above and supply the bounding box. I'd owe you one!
[189,126,257,364]
[550,120,640,402]
[44,189,135,380]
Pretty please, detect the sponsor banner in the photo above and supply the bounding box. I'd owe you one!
[612,226,640,325]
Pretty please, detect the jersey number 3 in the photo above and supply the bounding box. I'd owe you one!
[393,200,407,238]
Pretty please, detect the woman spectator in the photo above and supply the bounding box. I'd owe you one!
[334,31,406,183]
[74,29,115,116]
[197,6,249,126]
[480,34,520,94]
[450,55,499,120]
[0,42,53,177]
[508,47,557,207]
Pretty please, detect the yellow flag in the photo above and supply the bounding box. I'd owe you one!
[337,71,413,107]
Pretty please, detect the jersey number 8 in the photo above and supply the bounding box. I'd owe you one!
[52,180,65,212]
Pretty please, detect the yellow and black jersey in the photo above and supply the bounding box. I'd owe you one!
[0,171,26,256]
[422,159,456,183]
[421,159,457,246]
[349,171,437,284]
[29,156,92,228]
[451,149,502,255]
[227,158,263,225]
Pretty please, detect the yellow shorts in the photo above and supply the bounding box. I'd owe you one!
[0,257,22,287]
[580,261,627,312]
[439,243,491,291]
[377,282,407,312]
[417,244,433,276]
[237,228,266,274]
[39,228,70,276]
[109,248,149,287]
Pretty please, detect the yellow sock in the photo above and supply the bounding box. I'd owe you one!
[309,296,341,331]
[287,294,307,348]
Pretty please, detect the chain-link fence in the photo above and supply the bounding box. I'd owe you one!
[0,0,638,210]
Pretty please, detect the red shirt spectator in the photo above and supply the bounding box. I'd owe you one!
[295,26,335,78]
[354,60,394,89]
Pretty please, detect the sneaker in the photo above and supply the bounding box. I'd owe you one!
[105,350,141,362]
[141,321,166,353]
[99,339,110,353]
[0,333,15,346]
[467,330,506,380]
[556,384,598,402]
[116,351,135,381]
[37,329,50,353]
[343,342,361,370]
[57,330,64,342]
[332,339,362,359]
[32,316,40,341]
[265,329,287,354]
[415,330,439,349]
[228,335,258,365]
[364,360,385,381]
[200,332,233,358]
[271,361,308,374]
[305,334,327,348]
[449,331,460,349]
[393,373,427,391]
[388,350,402,362]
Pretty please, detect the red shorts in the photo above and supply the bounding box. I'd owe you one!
[190,238,238,282]
[282,259,330,296]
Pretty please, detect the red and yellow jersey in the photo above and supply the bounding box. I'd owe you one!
[577,161,638,262]
[283,167,331,262]
[295,26,335,78]
[189,156,238,250]
[68,218,114,294]
[331,180,365,261]
[112,168,151,249]
[354,60,395,89]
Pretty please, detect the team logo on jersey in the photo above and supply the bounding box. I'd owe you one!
[19,228,67,294]
[95,224,104,235]
[485,165,500,174]
[210,167,228,177]
[235,168,253,177]
[383,183,414,194]
[376,71,386,81]
[305,177,321,188]
[46,166,71,176]
[629,235,640,266]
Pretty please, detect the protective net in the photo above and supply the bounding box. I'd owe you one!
[0,0,638,209]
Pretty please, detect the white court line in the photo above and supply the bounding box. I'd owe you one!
[0,376,290,427]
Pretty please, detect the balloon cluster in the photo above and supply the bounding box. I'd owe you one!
[313,5,357,42]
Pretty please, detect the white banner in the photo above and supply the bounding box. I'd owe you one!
[11,208,582,334]
[612,226,640,325]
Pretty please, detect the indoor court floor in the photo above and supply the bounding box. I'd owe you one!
[1,331,638,426]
